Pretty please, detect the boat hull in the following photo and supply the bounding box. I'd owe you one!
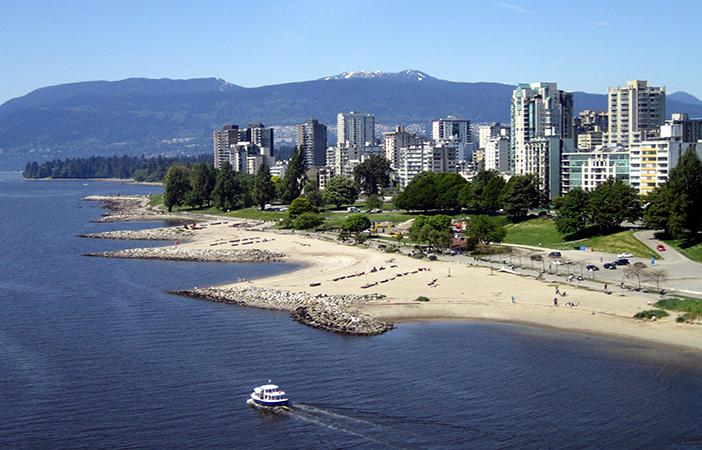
[249,395,288,407]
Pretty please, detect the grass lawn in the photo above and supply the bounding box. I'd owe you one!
[503,218,565,247]
[662,237,702,263]
[577,229,660,259]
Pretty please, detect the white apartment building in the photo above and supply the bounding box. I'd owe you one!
[398,142,457,189]
[383,126,426,169]
[510,82,574,178]
[478,123,510,150]
[432,117,473,161]
[560,146,629,195]
[607,80,665,148]
[629,140,699,195]
[483,137,510,172]
[337,111,376,147]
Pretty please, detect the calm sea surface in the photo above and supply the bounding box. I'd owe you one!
[1,173,702,449]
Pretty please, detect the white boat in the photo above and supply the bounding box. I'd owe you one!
[248,382,289,408]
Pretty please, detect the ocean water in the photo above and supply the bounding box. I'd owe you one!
[1,173,702,450]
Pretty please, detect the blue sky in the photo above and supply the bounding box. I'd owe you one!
[2,0,701,106]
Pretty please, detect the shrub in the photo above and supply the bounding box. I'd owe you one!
[633,309,669,320]
[415,296,430,302]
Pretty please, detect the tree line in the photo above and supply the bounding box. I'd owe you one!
[394,170,544,219]
[23,154,212,181]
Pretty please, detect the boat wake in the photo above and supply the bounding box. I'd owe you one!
[282,402,432,448]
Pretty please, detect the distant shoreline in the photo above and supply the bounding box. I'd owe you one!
[83,194,702,350]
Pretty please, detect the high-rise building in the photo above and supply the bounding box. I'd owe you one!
[337,112,376,147]
[606,80,665,148]
[432,117,473,161]
[560,146,629,194]
[510,82,574,198]
[213,125,240,169]
[661,113,702,143]
[398,142,457,189]
[629,140,699,195]
[483,137,510,172]
[297,119,328,168]
[240,123,275,156]
[382,126,426,169]
[213,123,274,172]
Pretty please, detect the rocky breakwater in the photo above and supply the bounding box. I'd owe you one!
[82,195,191,223]
[82,247,284,263]
[78,228,196,241]
[168,286,394,336]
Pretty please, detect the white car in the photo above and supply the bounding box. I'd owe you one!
[617,253,633,258]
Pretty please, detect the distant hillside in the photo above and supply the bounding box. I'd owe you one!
[1,71,702,170]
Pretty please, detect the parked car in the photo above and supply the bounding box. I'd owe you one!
[614,258,630,265]
[657,244,666,251]
[548,251,562,258]
[586,264,600,271]
[603,263,617,270]
[530,254,543,261]
[617,253,633,258]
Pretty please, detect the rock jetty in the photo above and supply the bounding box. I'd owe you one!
[82,247,284,263]
[168,286,394,336]
[82,195,192,223]
[78,228,196,241]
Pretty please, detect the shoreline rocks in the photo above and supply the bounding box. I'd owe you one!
[81,195,193,223]
[78,228,197,241]
[168,286,394,336]
[82,247,285,263]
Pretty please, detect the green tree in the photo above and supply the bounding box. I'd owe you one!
[500,174,543,219]
[252,163,276,210]
[294,212,324,230]
[409,214,452,242]
[480,176,506,212]
[464,215,506,245]
[643,147,702,239]
[287,197,318,220]
[365,194,383,210]
[212,162,241,211]
[282,146,308,203]
[341,214,371,232]
[353,154,391,195]
[555,188,590,236]
[460,169,501,210]
[588,177,641,231]
[187,162,216,208]
[163,166,192,211]
[394,173,437,212]
[323,175,360,208]
[435,172,468,211]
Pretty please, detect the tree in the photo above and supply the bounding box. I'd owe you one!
[480,176,506,212]
[646,268,669,291]
[644,147,702,239]
[287,197,318,220]
[499,174,543,219]
[365,194,383,210]
[252,163,276,210]
[212,162,241,211]
[409,214,453,244]
[588,177,641,231]
[460,169,501,210]
[294,212,324,230]
[353,154,391,195]
[323,176,360,208]
[282,146,308,203]
[187,162,216,208]
[163,166,191,211]
[394,173,437,212]
[341,214,371,232]
[435,172,468,211]
[555,188,590,236]
[464,215,506,245]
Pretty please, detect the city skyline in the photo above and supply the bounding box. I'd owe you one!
[2,0,702,106]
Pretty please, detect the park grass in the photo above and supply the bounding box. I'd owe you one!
[655,296,702,323]
[577,229,660,259]
[503,218,565,247]
[662,237,702,263]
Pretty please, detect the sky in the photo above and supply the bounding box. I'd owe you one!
[2,0,702,106]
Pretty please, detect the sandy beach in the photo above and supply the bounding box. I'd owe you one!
[158,219,702,352]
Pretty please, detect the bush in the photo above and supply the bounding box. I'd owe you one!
[294,212,324,230]
[415,296,430,302]
[633,309,669,320]
[676,313,702,323]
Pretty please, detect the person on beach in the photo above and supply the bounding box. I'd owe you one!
[511,296,515,303]
[554,298,558,306]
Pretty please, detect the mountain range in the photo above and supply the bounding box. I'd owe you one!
[1,70,701,171]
